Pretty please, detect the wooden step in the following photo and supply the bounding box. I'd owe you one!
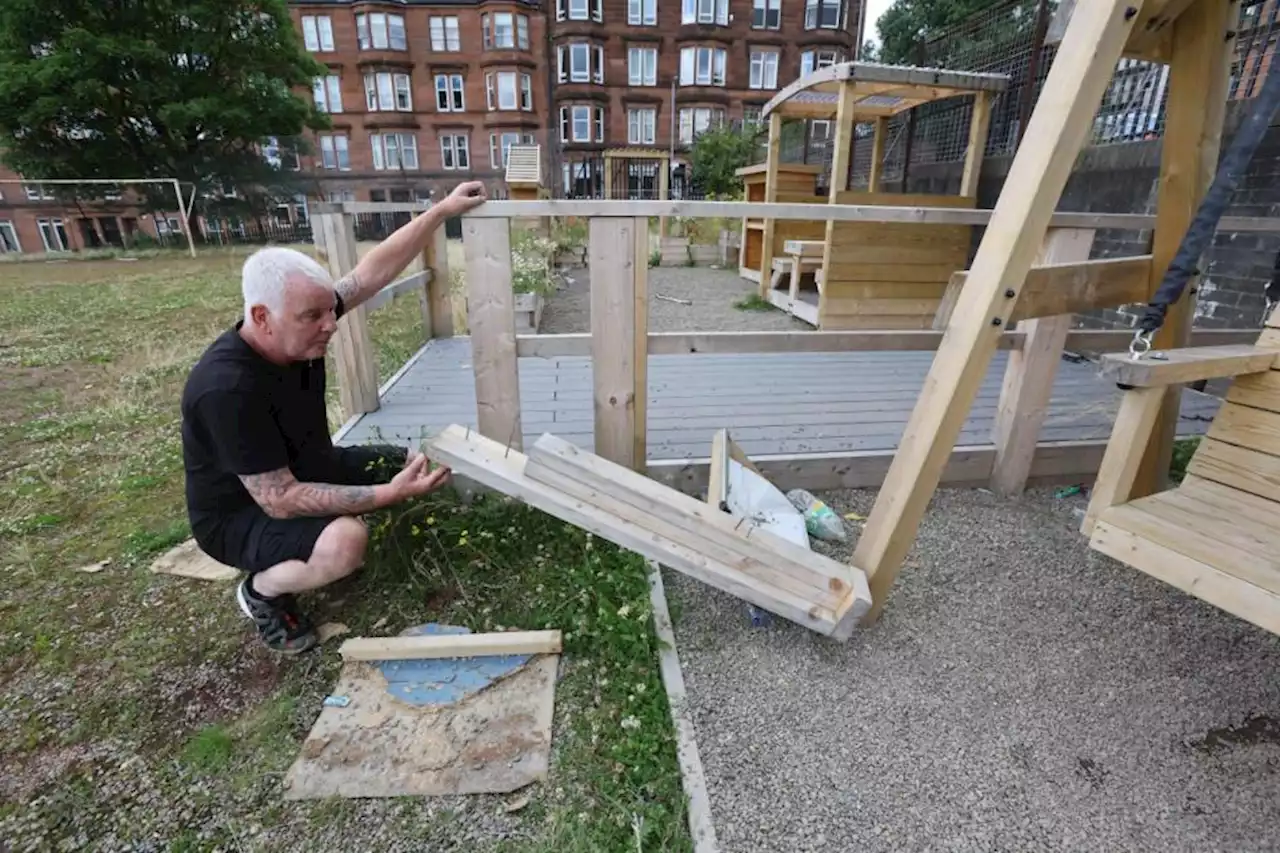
[425,425,870,636]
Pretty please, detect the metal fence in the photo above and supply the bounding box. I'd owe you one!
[842,0,1280,185]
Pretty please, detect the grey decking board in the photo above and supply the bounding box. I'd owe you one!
[339,338,1222,460]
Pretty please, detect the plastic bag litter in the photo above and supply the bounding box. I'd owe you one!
[785,489,848,542]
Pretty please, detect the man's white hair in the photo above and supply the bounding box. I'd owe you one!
[242,246,334,321]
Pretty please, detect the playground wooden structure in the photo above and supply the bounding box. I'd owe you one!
[736,61,1010,330]
[312,0,1280,638]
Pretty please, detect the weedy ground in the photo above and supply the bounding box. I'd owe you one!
[0,248,689,852]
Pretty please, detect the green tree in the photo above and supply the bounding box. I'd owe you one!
[690,122,765,198]
[876,0,1046,66]
[0,0,330,223]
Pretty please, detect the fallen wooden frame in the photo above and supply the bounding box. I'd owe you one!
[339,630,562,661]
[425,425,873,638]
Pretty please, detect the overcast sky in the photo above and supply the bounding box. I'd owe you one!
[862,0,895,45]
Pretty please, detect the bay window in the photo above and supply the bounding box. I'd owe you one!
[681,0,729,25]
[365,71,412,111]
[749,49,779,89]
[357,13,406,50]
[371,133,419,170]
[679,46,726,86]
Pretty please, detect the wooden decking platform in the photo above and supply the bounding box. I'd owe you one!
[336,337,1221,460]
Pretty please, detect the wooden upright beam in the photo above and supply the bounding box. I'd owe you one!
[313,211,379,420]
[959,91,994,198]
[849,0,1141,623]
[589,218,647,469]
[990,228,1095,495]
[819,82,859,313]
[1133,0,1236,498]
[463,217,522,449]
[758,113,783,299]
[422,223,454,338]
[868,117,888,192]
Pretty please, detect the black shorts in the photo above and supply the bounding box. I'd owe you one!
[193,443,405,574]
[201,507,339,574]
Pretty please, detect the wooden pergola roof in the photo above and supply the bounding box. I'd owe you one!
[761,61,1011,120]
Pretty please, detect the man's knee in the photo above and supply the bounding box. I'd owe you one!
[311,516,368,580]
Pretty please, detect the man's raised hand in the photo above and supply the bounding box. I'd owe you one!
[438,181,487,218]
[390,451,452,501]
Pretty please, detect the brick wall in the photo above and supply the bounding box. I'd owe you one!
[898,99,1280,331]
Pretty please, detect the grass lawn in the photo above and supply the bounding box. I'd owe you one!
[0,248,690,851]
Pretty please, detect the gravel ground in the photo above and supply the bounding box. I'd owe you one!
[539,264,811,334]
[666,486,1280,853]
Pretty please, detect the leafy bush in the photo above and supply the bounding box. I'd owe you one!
[511,227,558,296]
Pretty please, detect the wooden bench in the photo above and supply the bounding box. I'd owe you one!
[768,246,824,325]
[1082,328,1280,637]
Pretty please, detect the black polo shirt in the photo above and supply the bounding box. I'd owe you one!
[180,294,347,540]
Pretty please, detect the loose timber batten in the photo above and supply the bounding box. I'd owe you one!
[738,60,1010,329]
[425,425,873,636]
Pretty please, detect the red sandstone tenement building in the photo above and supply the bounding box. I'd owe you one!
[0,0,861,253]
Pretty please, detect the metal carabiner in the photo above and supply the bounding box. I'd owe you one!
[1129,329,1154,360]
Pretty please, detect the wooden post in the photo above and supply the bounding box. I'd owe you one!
[868,117,888,192]
[313,211,378,420]
[1133,0,1235,498]
[758,113,783,299]
[819,81,858,318]
[589,217,647,469]
[959,91,994,199]
[989,227,1095,495]
[421,223,454,338]
[849,0,1140,623]
[463,217,522,449]
[1080,386,1165,535]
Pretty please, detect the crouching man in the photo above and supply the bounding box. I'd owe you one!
[179,181,487,653]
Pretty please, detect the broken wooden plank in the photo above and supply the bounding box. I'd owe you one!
[525,433,865,600]
[424,425,847,635]
[339,630,563,661]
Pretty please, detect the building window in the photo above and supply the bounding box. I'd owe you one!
[371,133,419,170]
[312,75,342,112]
[629,0,658,25]
[628,108,656,144]
[302,15,335,51]
[679,107,724,144]
[326,190,356,203]
[558,43,605,83]
[749,49,779,89]
[681,0,729,25]
[0,221,20,253]
[482,13,530,50]
[559,105,605,143]
[486,71,531,110]
[319,134,350,170]
[557,0,603,22]
[365,72,412,111]
[680,47,726,86]
[37,218,68,251]
[357,12,407,50]
[24,183,55,201]
[435,74,465,111]
[800,48,841,76]
[430,17,461,51]
[804,0,843,29]
[810,119,831,141]
[629,47,657,86]
[743,105,762,125]
[521,74,534,110]
[490,132,536,169]
[751,0,781,28]
[441,134,471,170]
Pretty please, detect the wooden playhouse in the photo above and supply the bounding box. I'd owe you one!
[736,61,1010,329]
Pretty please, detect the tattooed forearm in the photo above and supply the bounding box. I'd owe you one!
[240,468,382,519]
[334,270,363,304]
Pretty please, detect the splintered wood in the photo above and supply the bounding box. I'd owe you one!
[425,425,872,637]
